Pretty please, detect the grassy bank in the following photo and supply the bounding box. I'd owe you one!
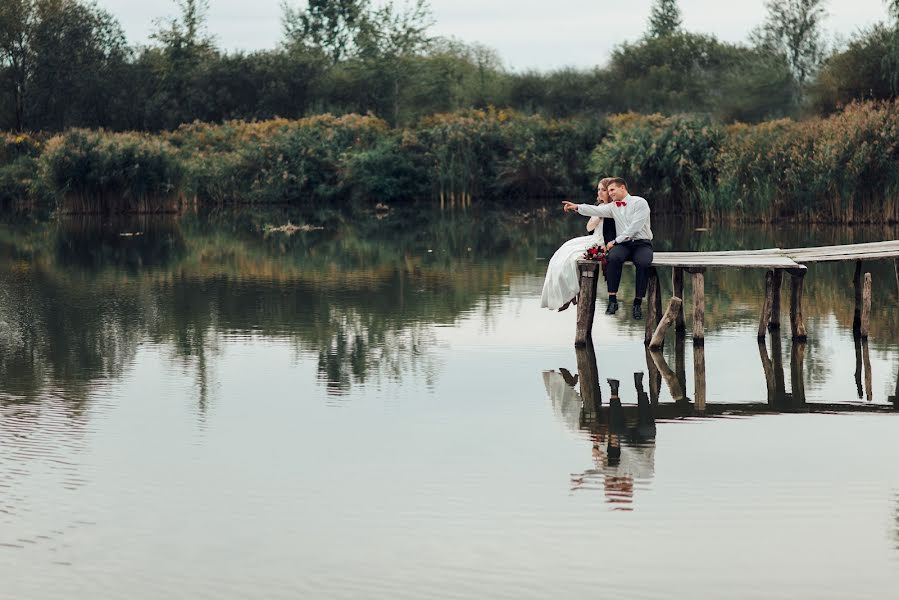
[1,101,898,222]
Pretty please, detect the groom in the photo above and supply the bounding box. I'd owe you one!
[562,178,654,319]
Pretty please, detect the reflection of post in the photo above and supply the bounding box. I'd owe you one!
[693,344,706,413]
[790,341,807,408]
[607,381,626,464]
[675,333,687,395]
[644,347,661,405]
[649,349,686,401]
[758,340,776,405]
[862,338,873,402]
[889,356,899,408]
[575,260,600,347]
[634,372,656,441]
[772,335,787,406]
[576,343,602,423]
[854,336,864,399]
[853,260,863,336]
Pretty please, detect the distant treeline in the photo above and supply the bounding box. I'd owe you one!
[0,0,897,132]
[2,100,897,222]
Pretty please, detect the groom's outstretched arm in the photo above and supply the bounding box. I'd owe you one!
[561,201,613,217]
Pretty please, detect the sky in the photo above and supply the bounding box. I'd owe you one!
[93,0,892,71]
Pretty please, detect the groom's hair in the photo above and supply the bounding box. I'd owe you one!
[608,177,628,188]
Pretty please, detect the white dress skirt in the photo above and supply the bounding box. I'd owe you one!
[540,217,606,310]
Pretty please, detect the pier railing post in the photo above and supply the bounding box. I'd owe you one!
[758,270,774,340]
[689,268,706,345]
[788,268,808,341]
[575,343,601,425]
[860,272,872,339]
[790,341,807,408]
[575,260,601,347]
[673,267,685,332]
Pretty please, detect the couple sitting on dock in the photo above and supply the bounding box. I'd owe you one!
[541,177,654,320]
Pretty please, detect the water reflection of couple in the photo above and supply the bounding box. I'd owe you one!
[540,177,654,320]
[543,368,656,510]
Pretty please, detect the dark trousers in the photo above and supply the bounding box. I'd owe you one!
[606,240,654,298]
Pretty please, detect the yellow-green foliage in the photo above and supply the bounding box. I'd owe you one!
[592,101,899,222]
[0,133,44,204]
[39,130,185,213]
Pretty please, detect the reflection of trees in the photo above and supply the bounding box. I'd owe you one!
[1,210,898,410]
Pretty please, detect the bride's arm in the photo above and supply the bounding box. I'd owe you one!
[586,216,601,232]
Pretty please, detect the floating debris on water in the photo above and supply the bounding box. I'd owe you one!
[264,222,324,235]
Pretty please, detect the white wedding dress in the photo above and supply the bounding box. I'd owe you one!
[540,216,607,310]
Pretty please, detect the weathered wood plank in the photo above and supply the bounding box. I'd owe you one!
[860,272,872,339]
[758,270,774,340]
[789,269,807,341]
[649,297,683,350]
[575,260,600,347]
[692,270,705,345]
[672,267,685,332]
[862,339,873,401]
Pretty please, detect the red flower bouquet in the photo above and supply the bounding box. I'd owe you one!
[582,244,609,279]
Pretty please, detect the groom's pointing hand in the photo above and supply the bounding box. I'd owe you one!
[562,201,578,213]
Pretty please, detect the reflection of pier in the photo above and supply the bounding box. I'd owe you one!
[575,241,899,348]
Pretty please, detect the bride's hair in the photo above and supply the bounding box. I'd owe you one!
[596,177,614,203]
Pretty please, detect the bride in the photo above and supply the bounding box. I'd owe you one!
[540,177,616,311]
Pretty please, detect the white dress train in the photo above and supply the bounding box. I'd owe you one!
[540,217,606,310]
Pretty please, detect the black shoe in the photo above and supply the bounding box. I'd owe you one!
[632,303,643,320]
[605,299,619,315]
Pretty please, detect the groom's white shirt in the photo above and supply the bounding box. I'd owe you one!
[576,194,653,244]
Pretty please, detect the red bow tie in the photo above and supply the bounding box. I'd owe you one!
[615,201,627,207]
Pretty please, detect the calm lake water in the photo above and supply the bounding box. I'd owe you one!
[2,207,899,598]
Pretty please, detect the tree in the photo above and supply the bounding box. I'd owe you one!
[0,1,36,131]
[754,0,828,102]
[886,0,899,93]
[647,0,682,38]
[811,25,894,112]
[282,0,368,62]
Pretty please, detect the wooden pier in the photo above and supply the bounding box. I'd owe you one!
[574,240,899,347]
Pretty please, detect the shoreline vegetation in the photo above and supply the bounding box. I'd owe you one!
[1,0,898,222]
[0,101,897,223]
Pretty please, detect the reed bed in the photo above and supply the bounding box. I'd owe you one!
[1,101,897,221]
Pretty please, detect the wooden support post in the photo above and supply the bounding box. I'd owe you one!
[690,268,706,345]
[853,260,863,336]
[790,341,807,408]
[649,349,686,401]
[649,297,683,350]
[860,272,872,339]
[693,344,707,413]
[673,267,686,332]
[575,344,601,425]
[575,260,600,347]
[769,269,783,331]
[644,267,661,345]
[788,268,808,341]
[758,270,774,340]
